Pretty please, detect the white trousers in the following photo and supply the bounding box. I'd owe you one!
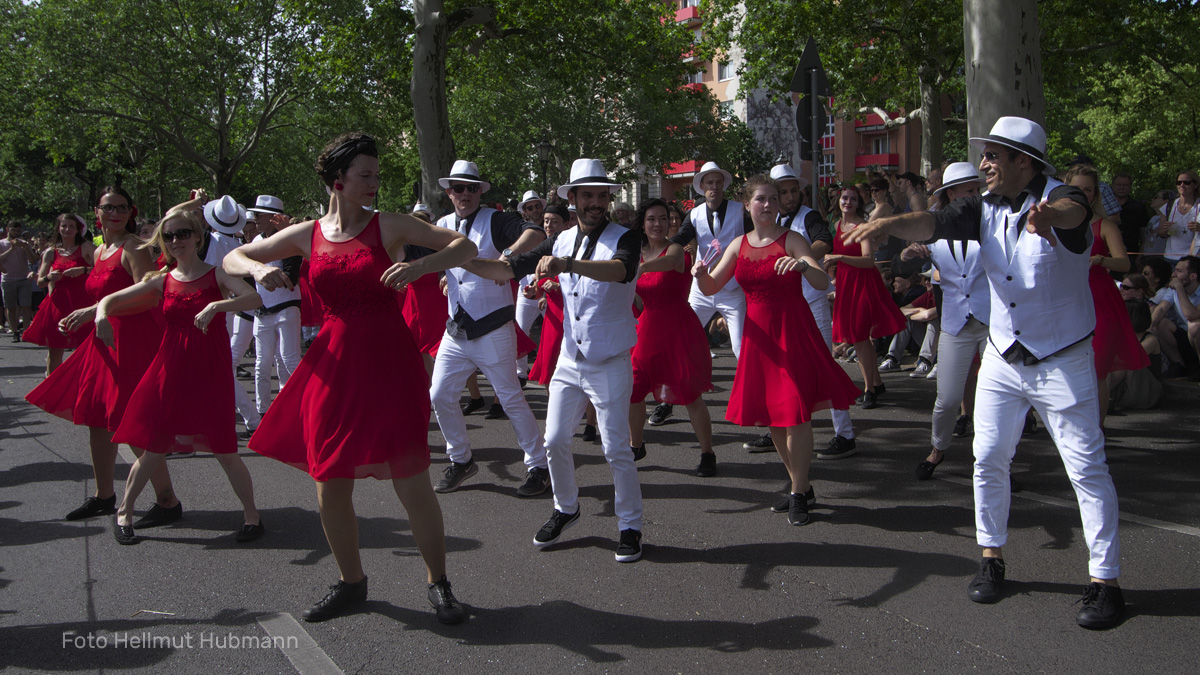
[229,313,260,429]
[809,297,855,438]
[689,283,747,360]
[430,323,546,469]
[931,318,988,450]
[254,306,301,415]
[514,293,540,378]
[545,350,643,531]
[972,338,1120,579]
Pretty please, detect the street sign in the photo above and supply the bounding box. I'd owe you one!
[790,37,830,178]
[795,94,826,157]
[790,37,830,96]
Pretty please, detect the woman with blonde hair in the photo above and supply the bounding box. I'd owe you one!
[101,209,265,544]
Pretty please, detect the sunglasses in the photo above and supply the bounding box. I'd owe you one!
[161,229,196,243]
[522,203,540,211]
[979,151,1007,162]
[449,184,481,194]
[98,204,131,214]
[1178,180,1195,186]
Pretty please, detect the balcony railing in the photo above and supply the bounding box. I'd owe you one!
[854,153,900,170]
[663,160,700,176]
[675,6,700,23]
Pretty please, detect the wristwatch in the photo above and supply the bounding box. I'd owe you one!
[502,248,514,258]
[563,256,575,273]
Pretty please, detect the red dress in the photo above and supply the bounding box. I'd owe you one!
[298,260,325,328]
[401,272,446,358]
[1089,220,1150,378]
[26,244,164,431]
[831,220,907,343]
[527,277,563,386]
[248,215,431,481]
[630,251,712,404]
[726,233,861,427]
[23,247,92,349]
[111,269,236,454]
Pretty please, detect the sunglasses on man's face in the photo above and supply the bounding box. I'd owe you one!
[1177,180,1195,186]
[449,184,481,194]
[161,229,196,243]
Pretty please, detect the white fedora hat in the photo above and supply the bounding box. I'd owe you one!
[692,161,733,194]
[517,190,546,212]
[438,160,491,193]
[934,162,985,197]
[247,194,285,215]
[556,159,622,199]
[969,116,1056,175]
[411,202,432,217]
[769,163,809,192]
[243,205,255,223]
[204,195,246,235]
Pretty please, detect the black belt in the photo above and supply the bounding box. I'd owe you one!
[256,299,301,317]
[997,331,1094,367]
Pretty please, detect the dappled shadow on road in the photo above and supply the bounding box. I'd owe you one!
[0,460,96,489]
[0,516,105,547]
[649,541,977,607]
[373,599,832,662]
[0,608,263,671]
[1001,579,1200,621]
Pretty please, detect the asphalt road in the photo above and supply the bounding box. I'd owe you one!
[2,335,1199,674]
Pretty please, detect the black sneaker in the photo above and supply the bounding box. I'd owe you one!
[967,558,1006,604]
[696,452,717,477]
[615,529,642,562]
[1075,582,1125,629]
[915,456,944,481]
[461,397,486,415]
[817,436,857,460]
[302,577,368,622]
[876,383,887,396]
[434,460,478,493]
[648,403,673,426]
[113,520,138,545]
[743,431,774,452]
[772,486,815,513]
[237,428,255,441]
[858,390,879,410]
[581,424,598,442]
[484,402,507,420]
[952,415,972,438]
[236,365,253,380]
[66,495,116,521]
[533,509,580,547]
[631,444,646,461]
[516,467,552,497]
[132,502,183,529]
[787,493,811,526]
[427,576,467,625]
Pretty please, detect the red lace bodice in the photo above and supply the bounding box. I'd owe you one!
[86,245,133,302]
[162,269,222,331]
[831,219,865,257]
[51,247,88,273]
[733,233,805,305]
[636,249,691,310]
[309,214,399,320]
[1090,219,1111,257]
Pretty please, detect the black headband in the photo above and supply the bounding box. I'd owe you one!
[321,136,377,181]
[544,204,570,220]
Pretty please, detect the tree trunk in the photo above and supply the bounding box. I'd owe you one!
[411,0,456,214]
[962,0,1045,140]
[917,71,944,176]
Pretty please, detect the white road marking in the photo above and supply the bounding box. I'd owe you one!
[257,612,345,675]
[936,473,1200,538]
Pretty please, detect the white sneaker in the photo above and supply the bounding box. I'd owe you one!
[925,363,938,380]
[878,357,900,373]
[909,359,932,377]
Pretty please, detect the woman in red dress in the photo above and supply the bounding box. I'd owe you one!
[223,133,477,626]
[24,214,95,375]
[99,210,264,544]
[693,176,860,526]
[1064,165,1150,425]
[26,187,179,524]
[401,207,447,379]
[628,199,715,476]
[825,187,907,409]
[526,204,570,386]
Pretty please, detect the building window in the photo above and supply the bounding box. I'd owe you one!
[718,61,733,81]
[719,100,734,117]
[818,152,836,185]
[686,70,704,85]
[871,135,890,155]
[681,0,700,7]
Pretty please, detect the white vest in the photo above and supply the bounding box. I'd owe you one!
[979,178,1094,359]
[781,206,828,307]
[931,239,989,335]
[553,223,639,362]
[203,231,241,267]
[252,234,301,309]
[690,200,744,294]
[438,207,514,321]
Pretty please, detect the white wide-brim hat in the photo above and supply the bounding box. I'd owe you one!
[517,190,546,212]
[411,202,432,217]
[692,161,733,194]
[438,160,492,193]
[769,163,809,192]
[934,162,985,197]
[247,194,285,215]
[556,159,622,199]
[204,195,246,235]
[969,116,1056,176]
